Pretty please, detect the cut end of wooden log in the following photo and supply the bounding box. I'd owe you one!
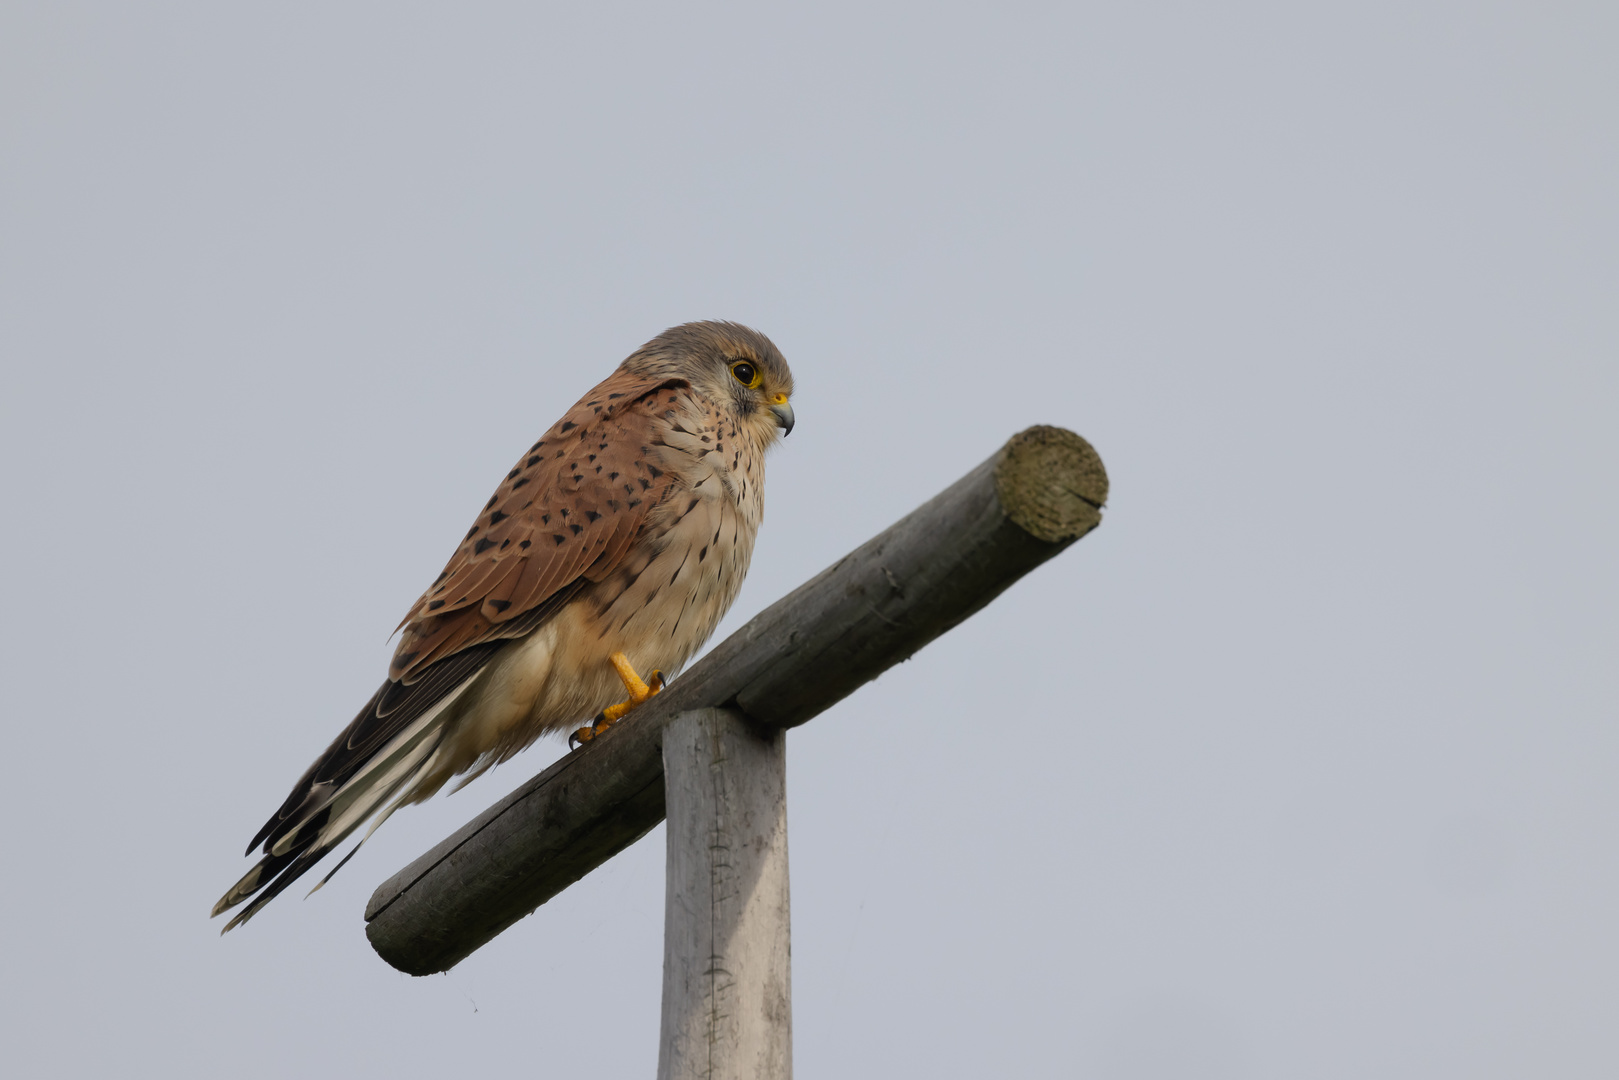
[994,425,1109,543]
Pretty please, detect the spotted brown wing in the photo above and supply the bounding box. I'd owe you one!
[390,368,690,681]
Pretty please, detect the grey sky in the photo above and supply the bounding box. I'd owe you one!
[2,3,1614,1077]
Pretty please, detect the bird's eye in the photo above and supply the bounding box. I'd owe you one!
[730,361,760,388]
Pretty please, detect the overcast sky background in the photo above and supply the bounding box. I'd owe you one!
[3,3,1615,1077]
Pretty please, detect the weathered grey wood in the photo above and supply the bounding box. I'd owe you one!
[361,713,668,976]
[365,425,1106,974]
[657,708,791,1080]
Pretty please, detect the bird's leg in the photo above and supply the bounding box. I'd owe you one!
[569,652,665,748]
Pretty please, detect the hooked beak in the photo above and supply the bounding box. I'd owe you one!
[770,398,795,437]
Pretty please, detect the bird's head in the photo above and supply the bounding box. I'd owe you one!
[627,321,795,446]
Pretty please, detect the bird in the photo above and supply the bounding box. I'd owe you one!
[212,321,795,931]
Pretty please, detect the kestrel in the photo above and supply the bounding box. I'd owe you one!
[213,321,795,930]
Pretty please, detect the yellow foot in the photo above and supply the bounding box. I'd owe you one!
[569,652,664,749]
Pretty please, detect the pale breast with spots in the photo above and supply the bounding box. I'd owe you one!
[581,389,766,674]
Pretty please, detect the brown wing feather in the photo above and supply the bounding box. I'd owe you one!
[390,368,689,682]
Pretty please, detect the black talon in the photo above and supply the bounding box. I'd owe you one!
[571,708,616,752]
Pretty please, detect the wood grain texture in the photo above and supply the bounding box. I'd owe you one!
[365,425,1106,974]
[657,709,791,1080]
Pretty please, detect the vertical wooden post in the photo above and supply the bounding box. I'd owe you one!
[658,707,792,1080]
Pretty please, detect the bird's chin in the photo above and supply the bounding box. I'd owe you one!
[742,411,788,450]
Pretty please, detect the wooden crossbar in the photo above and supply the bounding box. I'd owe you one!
[364,425,1108,998]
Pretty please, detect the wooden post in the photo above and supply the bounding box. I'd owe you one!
[658,708,792,1080]
[365,425,1108,974]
